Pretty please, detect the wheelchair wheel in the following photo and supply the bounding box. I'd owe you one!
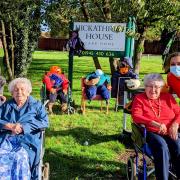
[42,162,50,180]
[67,106,76,115]
[126,157,137,180]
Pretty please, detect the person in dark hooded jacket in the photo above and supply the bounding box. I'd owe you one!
[111,57,138,106]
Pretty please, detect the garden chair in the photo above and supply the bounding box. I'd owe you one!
[81,77,109,115]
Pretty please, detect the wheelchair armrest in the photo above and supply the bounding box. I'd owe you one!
[31,128,46,134]
[133,123,147,136]
[131,123,147,148]
[38,128,46,132]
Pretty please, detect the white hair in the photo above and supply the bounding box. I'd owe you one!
[144,73,165,87]
[8,78,32,94]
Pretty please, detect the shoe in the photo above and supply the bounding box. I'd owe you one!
[61,103,68,112]
[105,99,109,105]
[47,103,54,114]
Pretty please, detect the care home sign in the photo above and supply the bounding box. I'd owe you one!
[73,22,126,57]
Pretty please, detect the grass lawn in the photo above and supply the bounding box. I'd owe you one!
[0,50,165,179]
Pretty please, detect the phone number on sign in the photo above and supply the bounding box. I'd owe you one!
[81,51,116,57]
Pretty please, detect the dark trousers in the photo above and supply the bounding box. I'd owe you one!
[48,90,67,104]
[85,85,110,100]
[147,132,180,180]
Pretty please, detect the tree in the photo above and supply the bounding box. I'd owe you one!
[44,0,180,74]
[0,0,42,79]
[45,0,118,73]
[111,0,180,73]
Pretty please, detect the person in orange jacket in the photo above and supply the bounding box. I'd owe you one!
[42,66,69,114]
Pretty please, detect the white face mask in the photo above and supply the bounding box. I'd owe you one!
[170,66,180,77]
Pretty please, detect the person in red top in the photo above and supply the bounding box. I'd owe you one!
[167,52,180,97]
[132,73,180,180]
[42,66,69,114]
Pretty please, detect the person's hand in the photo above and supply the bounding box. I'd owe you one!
[4,123,23,134]
[4,123,15,132]
[158,123,167,135]
[90,78,99,85]
[11,123,23,135]
[168,122,179,140]
[107,85,112,90]
[50,88,56,94]
[63,89,68,95]
[84,78,99,86]
[14,123,23,134]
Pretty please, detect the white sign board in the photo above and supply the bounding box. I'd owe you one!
[73,22,126,51]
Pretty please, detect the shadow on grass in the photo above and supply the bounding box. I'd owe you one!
[51,103,115,115]
[44,148,126,180]
[46,127,133,149]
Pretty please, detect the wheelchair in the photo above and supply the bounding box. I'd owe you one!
[39,129,50,180]
[40,83,75,115]
[126,123,177,180]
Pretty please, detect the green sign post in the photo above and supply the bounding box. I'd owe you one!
[125,17,132,57]
[68,18,135,90]
[129,17,136,58]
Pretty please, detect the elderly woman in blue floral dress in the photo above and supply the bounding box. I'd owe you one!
[0,78,49,179]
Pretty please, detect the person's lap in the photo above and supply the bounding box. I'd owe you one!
[147,131,180,179]
[0,135,31,179]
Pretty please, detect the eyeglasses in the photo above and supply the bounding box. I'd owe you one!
[145,85,162,89]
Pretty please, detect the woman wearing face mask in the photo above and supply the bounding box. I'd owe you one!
[167,52,180,97]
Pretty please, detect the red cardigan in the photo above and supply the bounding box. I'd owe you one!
[131,92,180,133]
[167,72,180,98]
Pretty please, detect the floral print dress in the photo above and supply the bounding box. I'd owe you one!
[0,135,31,180]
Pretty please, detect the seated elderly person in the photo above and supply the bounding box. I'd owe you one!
[0,78,49,179]
[131,73,180,180]
[0,75,6,105]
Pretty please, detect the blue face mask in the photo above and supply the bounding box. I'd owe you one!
[170,66,180,77]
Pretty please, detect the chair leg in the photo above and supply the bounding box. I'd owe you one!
[47,102,54,114]
[106,100,109,114]
[81,97,85,115]
[82,100,86,115]
[81,97,83,111]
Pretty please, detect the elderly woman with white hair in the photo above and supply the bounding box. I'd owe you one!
[132,73,180,180]
[0,78,49,179]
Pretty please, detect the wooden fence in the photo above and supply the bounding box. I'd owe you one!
[0,38,179,54]
[38,38,179,54]
[38,38,68,51]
